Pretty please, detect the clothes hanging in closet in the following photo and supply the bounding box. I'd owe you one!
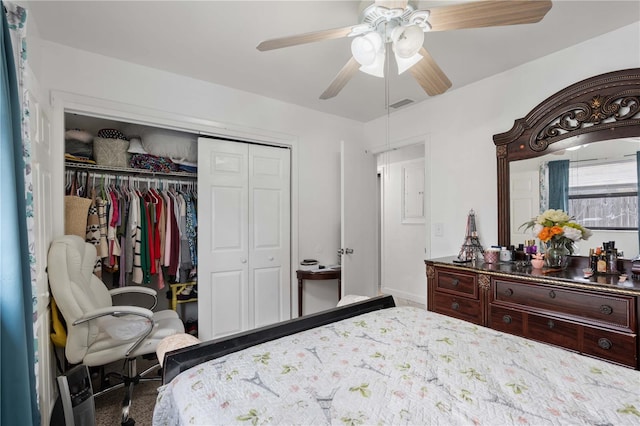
[64,169,197,287]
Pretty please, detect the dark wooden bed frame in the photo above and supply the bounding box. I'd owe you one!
[162,294,396,384]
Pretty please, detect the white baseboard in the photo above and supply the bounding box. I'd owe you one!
[380,286,426,306]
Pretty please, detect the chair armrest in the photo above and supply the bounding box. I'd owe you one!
[109,286,157,298]
[109,286,158,310]
[73,305,154,325]
[73,305,156,357]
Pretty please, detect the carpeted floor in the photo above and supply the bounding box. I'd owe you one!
[93,359,160,426]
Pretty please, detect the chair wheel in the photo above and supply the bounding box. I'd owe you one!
[122,418,135,426]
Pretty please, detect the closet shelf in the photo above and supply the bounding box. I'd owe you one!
[65,161,196,179]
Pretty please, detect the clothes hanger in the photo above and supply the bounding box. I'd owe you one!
[100,175,107,200]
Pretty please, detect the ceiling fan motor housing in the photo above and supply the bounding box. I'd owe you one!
[352,2,431,42]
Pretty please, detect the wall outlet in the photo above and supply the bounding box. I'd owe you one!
[434,222,444,237]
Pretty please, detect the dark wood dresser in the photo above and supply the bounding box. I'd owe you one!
[426,257,640,369]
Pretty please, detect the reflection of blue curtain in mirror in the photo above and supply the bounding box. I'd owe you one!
[548,160,569,211]
[636,152,640,251]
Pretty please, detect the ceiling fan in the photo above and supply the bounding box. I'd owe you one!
[257,0,552,100]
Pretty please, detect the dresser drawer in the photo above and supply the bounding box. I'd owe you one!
[489,305,524,336]
[527,313,580,351]
[435,269,478,298]
[490,306,581,351]
[493,279,634,331]
[432,292,482,325]
[582,327,637,368]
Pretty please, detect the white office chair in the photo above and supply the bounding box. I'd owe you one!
[47,235,184,426]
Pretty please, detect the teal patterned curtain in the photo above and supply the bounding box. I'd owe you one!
[548,160,570,212]
[0,2,38,424]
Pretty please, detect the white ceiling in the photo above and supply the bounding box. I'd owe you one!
[26,1,640,122]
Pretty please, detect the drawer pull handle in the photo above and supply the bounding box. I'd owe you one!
[599,305,613,315]
[547,320,555,329]
[451,302,460,311]
[451,279,459,287]
[597,338,612,350]
[504,288,513,297]
[502,315,512,324]
[548,290,556,299]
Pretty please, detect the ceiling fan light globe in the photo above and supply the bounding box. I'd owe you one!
[391,24,424,58]
[359,50,386,78]
[395,52,423,75]
[351,32,383,66]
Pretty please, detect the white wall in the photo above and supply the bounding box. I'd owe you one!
[37,39,365,314]
[364,23,640,273]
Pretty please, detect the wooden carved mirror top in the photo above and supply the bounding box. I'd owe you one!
[494,68,640,248]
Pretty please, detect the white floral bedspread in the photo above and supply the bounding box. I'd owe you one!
[153,307,640,425]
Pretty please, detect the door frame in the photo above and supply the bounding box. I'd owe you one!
[370,135,431,304]
[49,90,299,312]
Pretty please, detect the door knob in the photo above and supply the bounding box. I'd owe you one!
[345,248,354,254]
[241,259,247,264]
[337,248,344,256]
[268,256,274,261]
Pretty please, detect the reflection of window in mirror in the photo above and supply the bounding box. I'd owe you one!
[568,158,637,230]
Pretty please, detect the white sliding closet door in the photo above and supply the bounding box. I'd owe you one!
[198,138,290,340]
[249,144,291,328]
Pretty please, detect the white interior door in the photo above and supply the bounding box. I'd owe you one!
[198,139,249,339]
[248,144,291,328]
[510,170,539,245]
[340,140,377,298]
[198,138,291,340]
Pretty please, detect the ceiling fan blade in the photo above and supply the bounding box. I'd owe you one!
[257,25,356,51]
[320,57,360,100]
[408,47,452,96]
[375,0,408,9]
[428,0,552,32]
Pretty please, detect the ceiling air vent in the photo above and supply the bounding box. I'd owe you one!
[389,98,414,109]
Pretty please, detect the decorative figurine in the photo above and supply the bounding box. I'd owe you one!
[457,209,484,262]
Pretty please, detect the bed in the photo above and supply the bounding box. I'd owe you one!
[153,295,640,425]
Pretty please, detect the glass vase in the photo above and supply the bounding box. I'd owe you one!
[545,240,570,269]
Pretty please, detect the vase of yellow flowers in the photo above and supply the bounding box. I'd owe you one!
[521,209,592,269]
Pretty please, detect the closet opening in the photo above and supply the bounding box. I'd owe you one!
[64,112,201,334]
[63,113,293,340]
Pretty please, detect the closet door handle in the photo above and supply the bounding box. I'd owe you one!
[241,259,247,264]
[268,256,274,261]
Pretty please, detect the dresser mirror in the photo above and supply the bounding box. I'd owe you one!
[509,137,640,256]
[494,68,640,256]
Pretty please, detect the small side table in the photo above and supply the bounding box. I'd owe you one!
[296,268,341,317]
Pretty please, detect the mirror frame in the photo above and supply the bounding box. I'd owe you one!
[493,68,640,247]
